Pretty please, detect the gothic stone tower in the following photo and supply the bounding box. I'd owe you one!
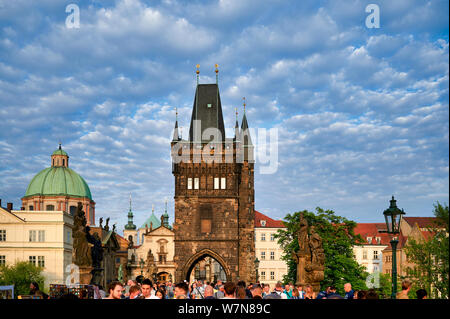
[171,70,255,283]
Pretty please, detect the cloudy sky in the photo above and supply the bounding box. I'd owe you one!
[0,0,448,233]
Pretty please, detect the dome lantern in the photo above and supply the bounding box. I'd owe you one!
[51,143,69,168]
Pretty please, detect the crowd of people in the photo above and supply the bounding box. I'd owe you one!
[95,277,427,300]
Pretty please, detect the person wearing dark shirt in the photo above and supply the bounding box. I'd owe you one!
[344,283,354,299]
[325,286,343,299]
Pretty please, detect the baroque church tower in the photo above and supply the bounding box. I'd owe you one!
[171,65,255,282]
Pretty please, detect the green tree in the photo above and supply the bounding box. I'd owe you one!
[275,207,368,295]
[404,202,449,299]
[0,261,45,297]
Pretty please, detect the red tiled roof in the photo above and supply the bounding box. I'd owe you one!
[254,211,286,228]
[354,223,391,245]
[403,217,438,229]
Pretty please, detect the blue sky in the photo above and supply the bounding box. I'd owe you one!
[0,0,448,233]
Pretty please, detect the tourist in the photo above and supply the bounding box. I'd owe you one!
[191,282,204,299]
[155,288,166,299]
[166,281,174,299]
[344,283,354,299]
[124,279,135,297]
[175,282,189,299]
[291,288,300,299]
[262,284,271,298]
[263,282,285,299]
[214,284,225,299]
[355,290,366,299]
[250,284,263,299]
[127,285,141,299]
[29,282,49,299]
[416,289,427,299]
[237,280,252,299]
[223,282,236,299]
[105,281,123,299]
[140,279,159,299]
[297,285,305,299]
[316,286,330,299]
[304,284,316,299]
[98,285,106,299]
[365,289,379,299]
[396,279,412,299]
[284,283,293,299]
[236,287,247,299]
[204,285,215,299]
[326,286,344,299]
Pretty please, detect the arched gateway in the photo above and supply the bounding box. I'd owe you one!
[171,74,256,283]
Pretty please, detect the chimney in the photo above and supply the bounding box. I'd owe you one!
[7,202,13,211]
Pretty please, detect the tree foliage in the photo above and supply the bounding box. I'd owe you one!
[275,207,368,295]
[404,202,449,299]
[0,261,45,297]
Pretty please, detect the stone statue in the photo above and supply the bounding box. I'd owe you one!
[99,217,103,229]
[104,218,110,231]
[112,223,116,233]
[146,249,157,279]
[292,213,325,293]
[145,224,148,234]
[150,222,153,231]
[160,214,164,225]
[86,231,104,269]
[72,203,92,266]
[127,235,134,249]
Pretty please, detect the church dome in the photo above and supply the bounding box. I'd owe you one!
[24,145,92,200]
[24,166,92,200]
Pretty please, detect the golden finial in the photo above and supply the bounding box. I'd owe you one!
[243,97,246,113]
[175,106,178,121]
[215,64,219,73]
[196,64,200,75]
[235,107,238,120]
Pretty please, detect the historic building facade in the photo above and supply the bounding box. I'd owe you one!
[254,211,288,288]
[171,69,256,283]
[21,144,96,225]
[0,201,73,289]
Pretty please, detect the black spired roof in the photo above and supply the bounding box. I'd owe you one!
[189,84,225,142]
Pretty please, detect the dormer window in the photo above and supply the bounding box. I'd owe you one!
[376,237,381,244]
[261,220,266,227]
[367,237,372,243]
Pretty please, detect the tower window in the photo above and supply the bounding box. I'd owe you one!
[200,204,212,234]
[214,178,219,189]
[29,205,34,211]
[187,178,193,190]
[62,159,65,166]
[46,205,54,211]
[69,206,77,215]
[221,177,226,189]
[194,177,199,190]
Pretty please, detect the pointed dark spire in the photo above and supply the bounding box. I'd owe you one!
[172,107,180,141]
[240,97,252,146]
[234,107,240,141]
[125,193,136,230]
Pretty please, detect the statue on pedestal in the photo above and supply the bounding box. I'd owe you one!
[72,203,92,266]
[292,213,325,293]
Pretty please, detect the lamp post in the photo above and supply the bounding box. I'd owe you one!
[139,258,145,276]
[254,258,260,283]
[383,196,405,299]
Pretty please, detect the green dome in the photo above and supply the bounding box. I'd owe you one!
[24,167,92,200]
[140,212,161,229]
[52,148,68,156]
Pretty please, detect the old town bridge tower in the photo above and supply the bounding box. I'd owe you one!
[171,66,255,283]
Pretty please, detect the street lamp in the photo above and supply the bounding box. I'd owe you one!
[139,258,145,276]
[254,258,260,283]
[383,196,405,299]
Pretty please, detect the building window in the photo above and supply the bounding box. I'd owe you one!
[38,230,45,242]
[376,237,381,244]
[260,271,266,280]
[261,233,266,241]
[214,177,220,189]
[0,230,5,241]
[62,159,65,166]
[29,230,36,242]
[366,237,372,243]
[260,252,266,260]
[221,177,226,189]
[260,220,266,227]
[69,206,77,215]
[201,219,212,233]
[270,272,275,280]
[362,250,367,260]
[187,178,193,190]
[0,256,5,266]
[38,256,45,268]
[67,231,71,243]
[29,256,36,265]
[373,265,379,272]
[373,250,378,260]
[46,205,55,211]
[200,204,212,234]
[194,177,199,190]
[29,205,34,211]
[270,233,275,241]
[270,251,275,260]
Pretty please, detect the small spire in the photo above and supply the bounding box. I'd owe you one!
[243,97,246,114]
[129,193,132,211]
[152,204,154,214]
[215,64,219,84]
[196,64,200,85]
[175,106,178,122]
[173,107,180,141]
[58,141,62,150]
[165,198,168,213]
